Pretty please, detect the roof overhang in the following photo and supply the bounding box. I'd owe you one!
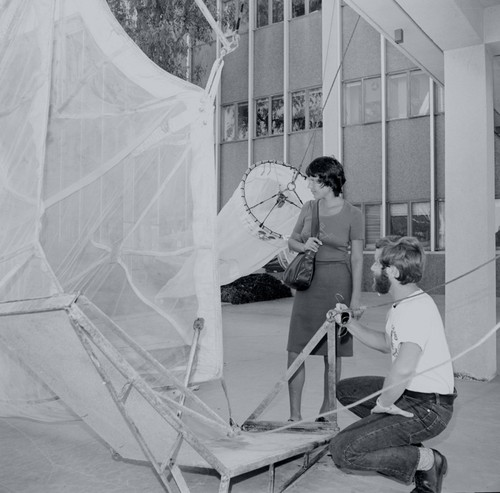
[344,0,500,109]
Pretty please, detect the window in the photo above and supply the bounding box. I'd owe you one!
[410,70,429,117]
[257,0,269,27]
[343,78,380,125]
[388,201,433,249]
[257,0,283,27]
[292,0,321,17]
[309,89,323,128]
[255,98,269,136]
[437,200,445,250]
[222,104,235,142]
[411,202,431,247]
[271,95,284,134]
[365,204,381,250]
[291,91,305,131]
[273,0,284,23]
[292,0,305,17]
[387,73,407,120]
[364,77,381,124]
[223,0,248,33]
[310,0,322,13]
[344,81,362,125]
[222,102,248,142]
[390,203,408,237]
[237,102,248,139]
[255,95,284,137]
[291,88,323,132]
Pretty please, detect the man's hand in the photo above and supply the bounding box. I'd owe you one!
[371,398,414,418]
[333,303,350,325]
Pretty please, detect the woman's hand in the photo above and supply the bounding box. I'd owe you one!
[303,237,322,252]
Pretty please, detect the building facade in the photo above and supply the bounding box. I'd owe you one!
[196,0,500,293]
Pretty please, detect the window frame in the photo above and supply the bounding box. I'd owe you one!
[254,94,285,138]
[343,76,381,126]
[256,0,284,28]
[221,100,249,142]
[409,69,430,118]
[387,200,434,250]
[290,86,323,133]
[291,0,322,18]
[387,72,409,121]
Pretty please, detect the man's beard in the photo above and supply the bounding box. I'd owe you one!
[373,269,391,294]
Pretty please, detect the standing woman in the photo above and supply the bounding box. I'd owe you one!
[287,156,364,422]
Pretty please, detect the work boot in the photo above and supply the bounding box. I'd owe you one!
[411,449,447,493]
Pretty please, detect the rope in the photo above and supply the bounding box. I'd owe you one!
[257,252,500,434]
[265,320,500,435]
[296,12,361,174]
[363,252,500,313]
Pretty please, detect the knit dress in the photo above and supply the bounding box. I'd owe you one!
[287,200,364,356]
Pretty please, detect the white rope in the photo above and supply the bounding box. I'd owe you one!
[264,320,500,434]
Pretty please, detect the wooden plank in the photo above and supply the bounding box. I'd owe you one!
[0,293,77,316]
[327,323,339,430]
[177,430,336,478]
[241,420,336,433]
[77,298,229,430]
[276,445,330,493]
[0,296,338,493]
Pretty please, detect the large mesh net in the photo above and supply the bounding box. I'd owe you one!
[217,160,313,285]
[0,0,222,422]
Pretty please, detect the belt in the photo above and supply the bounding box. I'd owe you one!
[403,389,457,406]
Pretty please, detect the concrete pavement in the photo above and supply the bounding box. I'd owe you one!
[0,292,499,492]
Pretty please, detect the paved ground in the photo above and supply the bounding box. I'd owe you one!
[1,293,499,493]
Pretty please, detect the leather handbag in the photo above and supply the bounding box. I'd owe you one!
[282,200,320,291]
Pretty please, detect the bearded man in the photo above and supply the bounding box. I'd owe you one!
[329,236,456,493]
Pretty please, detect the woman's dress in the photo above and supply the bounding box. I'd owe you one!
[287,200,364,356]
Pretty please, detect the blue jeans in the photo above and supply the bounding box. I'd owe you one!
[329,376,456,484]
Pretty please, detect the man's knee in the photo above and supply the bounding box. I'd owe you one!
[329,432,354,469]
[336,377,355,405]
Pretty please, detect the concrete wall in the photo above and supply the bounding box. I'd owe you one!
[386,117,431,202]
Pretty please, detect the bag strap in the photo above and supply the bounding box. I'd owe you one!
[311,200,320,238]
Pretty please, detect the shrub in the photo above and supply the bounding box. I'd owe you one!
[221,273,292,304]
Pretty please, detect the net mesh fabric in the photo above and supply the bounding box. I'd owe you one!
[0,0,222,422]
[217,160,313,285]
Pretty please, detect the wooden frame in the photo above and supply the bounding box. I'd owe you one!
[0,294,338,493]
[242,309,340,433]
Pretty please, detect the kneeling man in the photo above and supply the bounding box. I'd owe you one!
[330,236,456,493]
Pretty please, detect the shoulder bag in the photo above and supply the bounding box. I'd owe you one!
[282,200,320,291]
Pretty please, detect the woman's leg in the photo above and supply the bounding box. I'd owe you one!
[288,351,305,421]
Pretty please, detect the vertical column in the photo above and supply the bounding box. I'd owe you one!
[215,0,222,210]
[321,0,341,159]
[247,0,255,168]
[444,44,496,380]
[380,35,387,236]
[283,0,290,163]
[429,79,436,251]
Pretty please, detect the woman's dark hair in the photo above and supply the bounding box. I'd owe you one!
[305,156,346,196]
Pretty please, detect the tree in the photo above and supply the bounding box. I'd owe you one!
[106,0,222,83]
[106,0,240,84]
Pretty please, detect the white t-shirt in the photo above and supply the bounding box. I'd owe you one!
[385,290,454,395]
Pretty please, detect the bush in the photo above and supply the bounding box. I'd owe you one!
[221,273,292,304]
